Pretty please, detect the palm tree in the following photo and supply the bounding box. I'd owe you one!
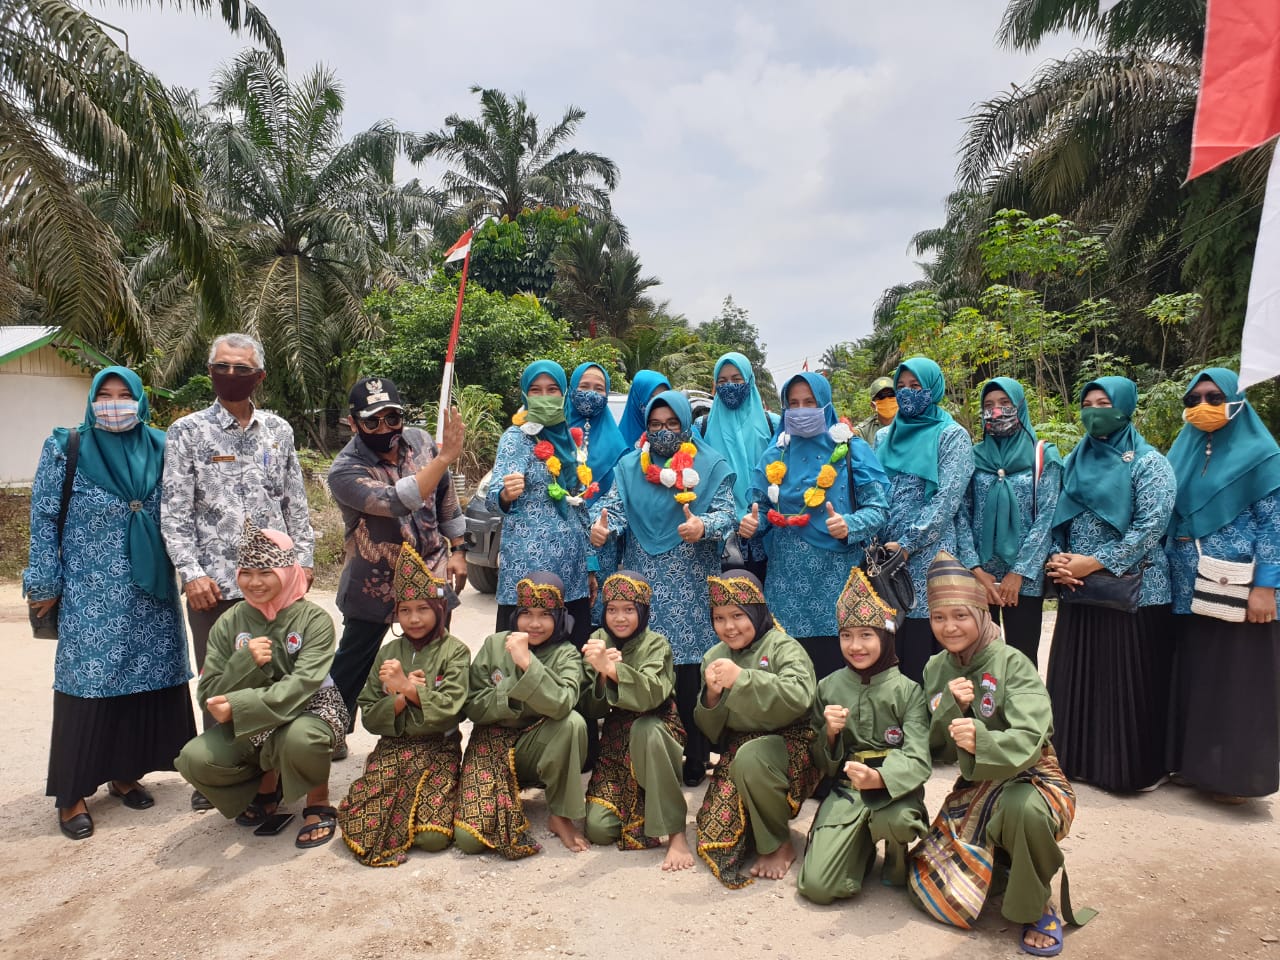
[140,51,440,434]
[407,87,621,233]
[0,0,280,355]
[550,220,658,339]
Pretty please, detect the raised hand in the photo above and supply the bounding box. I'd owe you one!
[505,630,532,671]
[677,504,705,543]
[948,677,975,711]
[247,636,273,667]
[439,405,466,465]
[590,507,611,547]
[379,657,407,694]
[824,502,848,540]
[824,704,850,739]
[949,717,977,753]
[844,760,885,791]
[738,503,761,539]
[500,472,526,505]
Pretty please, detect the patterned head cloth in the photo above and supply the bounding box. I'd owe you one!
[515,576,566,610]
[836,567,897,633]
[392,542,446,603]
[237,516,297,569]
[602,572,653,606]
[926,550,987,610]
[707,573,767,607]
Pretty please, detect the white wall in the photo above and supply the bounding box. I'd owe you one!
[0,370,94,485]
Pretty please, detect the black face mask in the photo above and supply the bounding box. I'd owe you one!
[359,427,402,453]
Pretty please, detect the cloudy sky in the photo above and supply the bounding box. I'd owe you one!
[102,0,1075,386]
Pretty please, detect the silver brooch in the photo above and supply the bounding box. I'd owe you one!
[1121,451,1135,463]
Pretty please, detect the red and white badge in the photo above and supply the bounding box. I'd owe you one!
[981,672,998,691]
[235,632,252,650]
[759,655,771,669]
[491,669,504,684]
[929,692,943,713]
[884,725,904,746]
[434,674,445,688]
[286,631,302,654]
[979,692,996,718]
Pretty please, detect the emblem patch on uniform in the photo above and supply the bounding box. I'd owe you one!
[981,672,998,691]
[434,675,445,688]
[759,655,771,669]
[979,692,996,718]
[491,669,504,684]
[235,632,252,650]
[884,726,904,746]
[929,692,943,713]
[286,631,302,654]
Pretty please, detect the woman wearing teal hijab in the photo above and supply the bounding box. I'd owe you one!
[1165,367,1280,801]
[879,357,975,683]
[955,377,1062,666]
[696,352,781,580]
[24,366,193,840]
[1044,376,1176,794]
[486,360,595,647]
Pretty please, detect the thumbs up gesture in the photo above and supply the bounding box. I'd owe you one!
[825,501,849,541]
[738,502,760,539]
[590,507,611,547]
[678,503,705,543]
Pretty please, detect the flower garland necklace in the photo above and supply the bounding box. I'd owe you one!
[640,440,700,505]
[764,423,853,527]
[512,409,599,506]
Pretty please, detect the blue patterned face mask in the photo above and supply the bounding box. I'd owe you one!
[92,399,140,433]
[783,406,828,438]
[716,381,751,410]
[571,389,607,419]
[895,387,933,419]
[646,428,686,459]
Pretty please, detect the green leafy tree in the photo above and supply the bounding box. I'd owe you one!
[550,220,658,338]
[694,296,775,398]
[466,206,582,299]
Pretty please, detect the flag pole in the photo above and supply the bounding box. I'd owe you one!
[436,230,473,445]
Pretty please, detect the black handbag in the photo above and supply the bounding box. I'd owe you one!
[28,430,80,640]
[862,539,914,629]
[1057,566,1143,614]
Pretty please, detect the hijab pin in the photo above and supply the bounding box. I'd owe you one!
[1121,451,1135,463]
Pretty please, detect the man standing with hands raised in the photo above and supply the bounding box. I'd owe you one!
[588,389,738,786]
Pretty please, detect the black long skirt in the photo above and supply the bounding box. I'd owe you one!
[1046,602,1172,792]
[1168,613,1280,798]
[47,685,197,808]
[896,618,940,685]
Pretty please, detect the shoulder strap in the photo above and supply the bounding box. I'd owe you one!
[57,429,80,544]
[1031,440,1046,522]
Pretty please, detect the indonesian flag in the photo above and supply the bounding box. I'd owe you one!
[1187,0,1280,180]
[443,229,473,264]
[1097,0,1125,14]
[1239,144,1280,389]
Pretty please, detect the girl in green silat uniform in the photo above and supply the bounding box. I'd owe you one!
[582,571,693,870]
[337,543,471,866]
[454,572,589,856]
[797,568,930,904]
[910,551,1089,957]
[694,571,819,887]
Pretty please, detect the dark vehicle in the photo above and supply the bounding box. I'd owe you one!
[463,389,710,593]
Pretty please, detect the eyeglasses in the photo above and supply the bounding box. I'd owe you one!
[647,419,682,431]
[359,411,404,429]
[1184,391,1228,407]
[209,362,261,377]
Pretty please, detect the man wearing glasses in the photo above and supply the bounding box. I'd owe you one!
[161,333,316,809]
[325,376,467,742]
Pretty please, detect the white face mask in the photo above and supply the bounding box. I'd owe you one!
[92,399,140,433]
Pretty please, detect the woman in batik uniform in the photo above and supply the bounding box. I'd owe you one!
[910,552,1089,957]
[693,572,819,887]
[454,573,589,855]
[797,569,929,904]
[581,571,692,870]
[337,543,471,865]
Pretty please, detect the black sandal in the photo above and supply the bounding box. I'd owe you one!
[235,781,283,827]
[295,805,338,849]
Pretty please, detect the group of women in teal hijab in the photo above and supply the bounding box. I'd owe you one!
[24,367,195,840]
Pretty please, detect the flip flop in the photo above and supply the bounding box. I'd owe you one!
[235,781,283,827]
[295,805,338,849]
[1021,904,1065,957]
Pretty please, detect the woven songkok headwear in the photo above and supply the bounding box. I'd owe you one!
[602,573,652,605]
[836,567,897,632]
[392,542,445,603]
[707,573,766,607]
[926,550,987,609]
[237,517,297,569]
[515,577,565,610]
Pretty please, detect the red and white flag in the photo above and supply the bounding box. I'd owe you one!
[443,229,473,264]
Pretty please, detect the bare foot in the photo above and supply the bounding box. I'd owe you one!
[1023,901,1061,953]
[661,831,695,871]
[548,814,589,852]
[749,840,796,880]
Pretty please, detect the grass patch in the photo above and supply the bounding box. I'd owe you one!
[298,449,346,592]
[0,488,30,581]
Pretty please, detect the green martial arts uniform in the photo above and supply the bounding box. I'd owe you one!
[582,627,686,843]
[455,633,587,854]
[694,626,817,855]
[176,599,336,818]
[797,665,931,903]
[918,641,1072,924]
[355,633,470,852]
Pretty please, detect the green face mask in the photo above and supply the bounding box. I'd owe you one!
[1081,406,1129,439]
[525,394,566,426]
